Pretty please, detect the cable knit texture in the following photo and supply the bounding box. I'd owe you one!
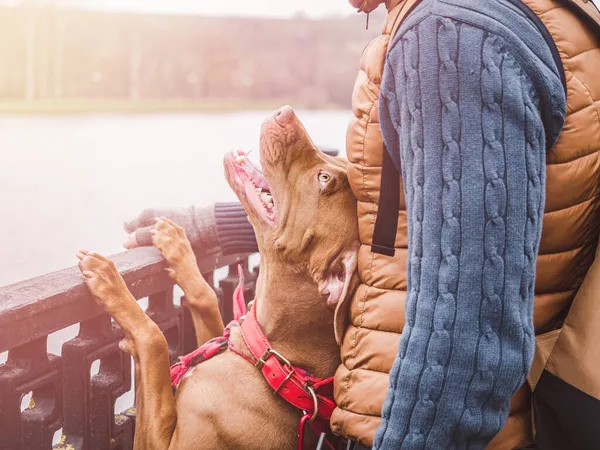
[373,1,565,448]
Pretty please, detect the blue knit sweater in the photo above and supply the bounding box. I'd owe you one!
[373,0,566,448]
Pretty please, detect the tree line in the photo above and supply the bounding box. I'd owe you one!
[0,6,383,108]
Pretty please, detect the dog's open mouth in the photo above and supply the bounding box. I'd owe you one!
[225,149,276,225]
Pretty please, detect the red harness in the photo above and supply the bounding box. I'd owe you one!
[169,266,343,450]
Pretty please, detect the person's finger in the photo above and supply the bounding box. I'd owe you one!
[135,226,155,247]
[123,218,138,234]
[124,208,157,233]
[82,270,95,279]
[123,232,139,250]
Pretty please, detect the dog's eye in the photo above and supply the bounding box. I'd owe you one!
[318,172,332,187]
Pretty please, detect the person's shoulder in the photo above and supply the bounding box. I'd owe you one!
[386,0,566,151]
[389,0,564,88]
[393,0,554,56]
[396,0,541,28]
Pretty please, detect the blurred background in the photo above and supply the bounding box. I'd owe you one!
[0,0,383,286]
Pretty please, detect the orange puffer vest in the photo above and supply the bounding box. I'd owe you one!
[332,0,600,448]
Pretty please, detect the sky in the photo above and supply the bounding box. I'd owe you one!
[76,0,357,18]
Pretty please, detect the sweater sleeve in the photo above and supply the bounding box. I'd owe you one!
[129,203,258,256]
[373,14,564,449]
[214,203,259,255]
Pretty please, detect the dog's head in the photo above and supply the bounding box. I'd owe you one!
[224,106,359,314]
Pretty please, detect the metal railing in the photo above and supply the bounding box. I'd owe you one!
[0,247,258,450]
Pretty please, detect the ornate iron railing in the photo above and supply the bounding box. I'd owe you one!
[0,247,258,450]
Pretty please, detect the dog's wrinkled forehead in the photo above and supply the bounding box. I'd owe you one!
[259,109,320,171]
[258,107,356,255]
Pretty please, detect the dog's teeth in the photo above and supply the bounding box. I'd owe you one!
[260,192,271,204]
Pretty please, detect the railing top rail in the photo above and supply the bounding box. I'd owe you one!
[0,247,250,353]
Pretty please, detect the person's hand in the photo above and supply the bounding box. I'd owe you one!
[123,207,199,250]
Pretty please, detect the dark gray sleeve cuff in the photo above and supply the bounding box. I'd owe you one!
[215,203,258,255]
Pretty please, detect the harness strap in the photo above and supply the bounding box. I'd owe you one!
[170,333,230,386]
[371,0,423,257]
[170,265,342,449]
[170,265,248,386]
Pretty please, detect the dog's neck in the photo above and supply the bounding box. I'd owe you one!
[252,257,340,379]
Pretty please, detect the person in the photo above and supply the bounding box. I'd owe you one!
[125,0,600,448]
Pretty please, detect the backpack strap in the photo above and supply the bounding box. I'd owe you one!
[371,146,400,256]
[371,0,421,257]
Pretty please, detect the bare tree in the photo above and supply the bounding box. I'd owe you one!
[21,0,38,101]
[129,28,142,101]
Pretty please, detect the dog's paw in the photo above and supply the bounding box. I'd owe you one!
[151,217,201,283]
[76,250,132,312]
[152,218,194,265]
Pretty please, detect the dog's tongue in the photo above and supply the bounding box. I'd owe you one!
[233,264,248,321]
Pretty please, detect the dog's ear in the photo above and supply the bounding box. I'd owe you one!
[317,249,358,344]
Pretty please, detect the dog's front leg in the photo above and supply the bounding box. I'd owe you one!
[77,250,176,450]
[151,217,225,346]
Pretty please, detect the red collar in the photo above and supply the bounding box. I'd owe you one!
[229,300,339,450]
[232,300,337,421]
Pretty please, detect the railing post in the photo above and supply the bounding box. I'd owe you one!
[243,259,259,304]
[0,248,255,449]
[219,264,240,324]
[61,314,132,450]
[0,337,62,450]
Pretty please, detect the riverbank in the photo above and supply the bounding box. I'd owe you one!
[0,99,345,115]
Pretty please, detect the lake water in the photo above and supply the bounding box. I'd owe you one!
[0,110,350,287]
[0,110,351,443]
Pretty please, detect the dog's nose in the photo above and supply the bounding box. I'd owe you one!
[274,105,294,127]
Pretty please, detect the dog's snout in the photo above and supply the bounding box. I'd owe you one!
[274,105,294,127]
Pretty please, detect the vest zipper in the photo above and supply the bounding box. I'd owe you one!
[505,0,567,96]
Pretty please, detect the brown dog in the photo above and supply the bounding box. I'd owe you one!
[76,106,359,449]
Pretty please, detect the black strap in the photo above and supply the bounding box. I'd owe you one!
[371,146,400,257]
[533,369,600,450]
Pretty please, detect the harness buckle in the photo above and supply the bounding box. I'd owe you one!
[306,385,319,423]
[255,348,297,395]
[255,348,293,370]
[274,367,296,394]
